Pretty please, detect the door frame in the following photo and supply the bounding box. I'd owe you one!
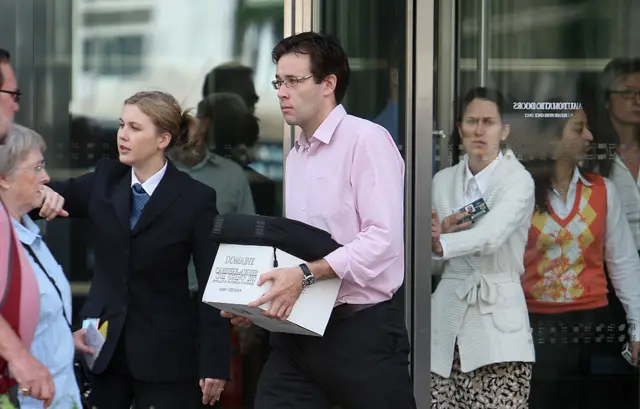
[413,0,436,407]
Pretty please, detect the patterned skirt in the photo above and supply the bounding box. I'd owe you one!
[431,346,532,408]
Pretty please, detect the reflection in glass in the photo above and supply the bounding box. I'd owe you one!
[14,0,286,280]
[320,0,407,153]
[455,0,640,407]
[4,1,285,406]
[431,87,535,407]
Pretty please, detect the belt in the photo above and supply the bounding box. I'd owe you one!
[443,271,520,314]
[330,302,377,320]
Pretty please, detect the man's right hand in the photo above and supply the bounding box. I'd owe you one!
[220,311,253,328]
[7,349,55,408]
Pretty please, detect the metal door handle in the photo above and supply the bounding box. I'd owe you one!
[432,130,446,139]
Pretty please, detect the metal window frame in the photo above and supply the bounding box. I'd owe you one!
[281,0,313,211]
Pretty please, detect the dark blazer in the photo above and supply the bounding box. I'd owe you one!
[47,159,230,382]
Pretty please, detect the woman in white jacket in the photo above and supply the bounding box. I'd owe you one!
[430,87,536,408]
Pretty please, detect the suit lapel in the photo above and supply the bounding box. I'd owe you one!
[112,170,132,233]
[132,161,184,236]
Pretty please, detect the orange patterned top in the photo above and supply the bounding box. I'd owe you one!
[522,173,609,314]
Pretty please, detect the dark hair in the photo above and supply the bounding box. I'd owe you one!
[457,87,510,123]
[0,48,11,88]
[196,92,258,154]
[124,91,197,150]
[518,98,595,212]
[202,63,259,109]
[244,114,260,147]
[588,56,640,177]
[214,113,260,155]
[450,87,510,163]
[600,56,640,99]
[271,32,350,104]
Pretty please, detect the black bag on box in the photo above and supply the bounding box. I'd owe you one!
[210,214,342,262]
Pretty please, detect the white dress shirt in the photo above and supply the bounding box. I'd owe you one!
[608,155,640,250]
[131,160,168,196]
[462,151,503,205]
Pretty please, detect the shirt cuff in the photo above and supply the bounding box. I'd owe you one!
[323,247,348,280]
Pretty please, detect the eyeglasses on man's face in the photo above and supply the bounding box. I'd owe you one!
[0,89,21,103]
[271,75,314,90]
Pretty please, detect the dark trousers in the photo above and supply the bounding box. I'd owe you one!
[89,333,206,409]
[529,306,639,409]
[254,299,417,409]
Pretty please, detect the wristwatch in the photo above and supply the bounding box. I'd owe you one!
[299,263,316,289]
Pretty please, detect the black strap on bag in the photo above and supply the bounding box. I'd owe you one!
[21,243,71,330]
[21,243,93,408]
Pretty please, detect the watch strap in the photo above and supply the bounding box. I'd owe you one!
[299,263,316,289]
[299,263,313,279]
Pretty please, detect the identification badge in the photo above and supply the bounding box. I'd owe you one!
[457,198,489,224]
[82,318,100,329]
[84,323,106,370]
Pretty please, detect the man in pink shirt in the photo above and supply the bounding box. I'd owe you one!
[0,48,55,407]
[222,32,416,408]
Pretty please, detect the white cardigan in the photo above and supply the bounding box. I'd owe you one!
[431,150,536,377]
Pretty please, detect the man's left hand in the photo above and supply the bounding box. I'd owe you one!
[199,378,226,405]
[38,186,68,221]
[248,266,304,320]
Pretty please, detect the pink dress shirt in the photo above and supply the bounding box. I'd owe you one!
[0,202,39,348]
[285,104,405,305]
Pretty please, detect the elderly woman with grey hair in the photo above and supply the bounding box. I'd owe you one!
[0,124,83,409]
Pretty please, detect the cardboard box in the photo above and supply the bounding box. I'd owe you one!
[202,243,342,337]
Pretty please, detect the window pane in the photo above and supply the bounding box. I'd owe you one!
[456,1,640,407]
[320,0,407,154]
[8,2,286,405]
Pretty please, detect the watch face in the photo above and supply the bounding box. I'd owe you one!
[303,276,316,288]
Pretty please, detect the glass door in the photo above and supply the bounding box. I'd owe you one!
[314,0,412,333]
[436,0,640,407]
[313,1,437,407]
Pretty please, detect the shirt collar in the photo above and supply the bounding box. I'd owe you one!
[464,151,503,195]
[295,104,347,150]
[131,159,168,196]
[11,215,41,246]
[572,167,592,187]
